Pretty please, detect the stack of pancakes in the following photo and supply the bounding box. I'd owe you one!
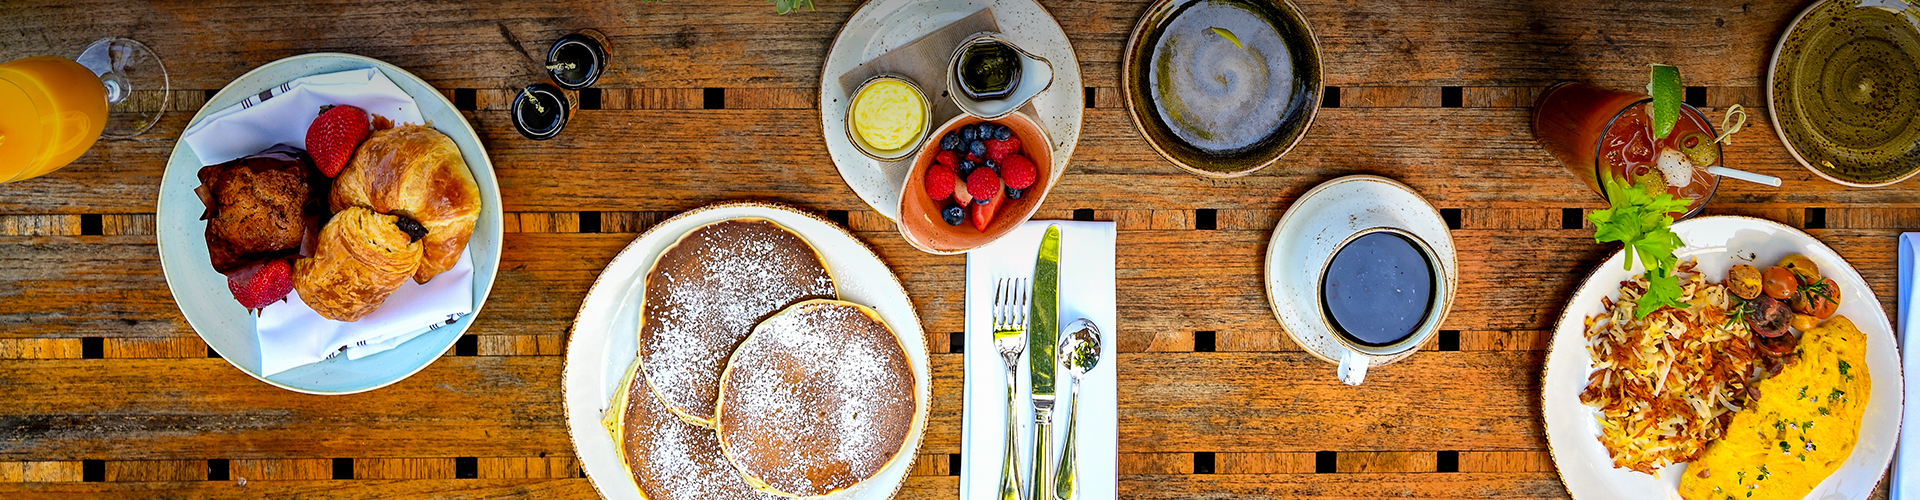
[602,217,917,499]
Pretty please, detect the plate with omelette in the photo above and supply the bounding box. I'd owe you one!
[1543,216,1902,500]
[562,202,931,500]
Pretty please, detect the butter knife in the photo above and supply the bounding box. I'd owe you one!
[1028,224,1061,500]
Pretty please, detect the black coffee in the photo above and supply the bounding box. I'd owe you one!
[1320,231,1435,347]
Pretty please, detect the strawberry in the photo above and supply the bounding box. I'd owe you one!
[935,150,959,169]
[306,104,370,177]
[953,176,973,205]
[970,183,1004,232]
[965,168,1000,204]
[1000,154,1038,190]
[227,259,294,313]
[924,163,957,201]
[984,138,1019,163]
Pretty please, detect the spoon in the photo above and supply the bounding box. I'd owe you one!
[1052,318,1102,500]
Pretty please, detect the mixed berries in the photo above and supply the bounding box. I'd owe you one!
[926,121,1038,232]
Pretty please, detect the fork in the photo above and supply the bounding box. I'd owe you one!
[991,277,1030,500]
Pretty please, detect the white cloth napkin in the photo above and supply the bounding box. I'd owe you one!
[183,68,423,166]
[182,67,471,377]
[1895,233,1920,499]
[960,221,1117,500]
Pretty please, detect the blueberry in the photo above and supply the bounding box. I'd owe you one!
[958,159,977,178]
[1006,187,1024,199]
[984,159,999,172]
[969,140,988,158]
[960,125,978,142]
[940,132,961,151]
[941,203,966,226]
[976,196,991,205]
[993,125,1013,141]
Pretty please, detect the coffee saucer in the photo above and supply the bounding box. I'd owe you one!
[1262,175,1457,367]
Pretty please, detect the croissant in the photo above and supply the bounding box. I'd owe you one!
[293,206,424,322]
[330,124,481,284]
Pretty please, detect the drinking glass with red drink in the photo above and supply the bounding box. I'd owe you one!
[1532,82,1722,219]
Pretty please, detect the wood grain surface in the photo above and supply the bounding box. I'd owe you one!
[0,0,1905,499]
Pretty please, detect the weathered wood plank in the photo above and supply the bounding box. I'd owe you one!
[0,0,1810,89]
[2,228,1904,360]
[4,104,1913,215]
[0,350,1542,461]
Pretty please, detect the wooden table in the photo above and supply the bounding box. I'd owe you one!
[0,0,1903,498]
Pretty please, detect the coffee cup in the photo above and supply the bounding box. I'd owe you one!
[1317,227,1450,385]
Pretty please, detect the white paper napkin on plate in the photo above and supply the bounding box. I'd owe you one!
[1894,233,1919,499]
[257,251,473,375]
[183,68,423,166]
[182,67,470,377]
[961,221,1117,500]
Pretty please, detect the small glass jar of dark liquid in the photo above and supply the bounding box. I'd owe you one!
[956,39,1022,101]
[512,83,570,140]
[546,30,610,91]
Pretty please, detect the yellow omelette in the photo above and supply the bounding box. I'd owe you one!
[1678,316,1871,500]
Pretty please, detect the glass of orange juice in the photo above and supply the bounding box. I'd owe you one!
[0,37,168,184]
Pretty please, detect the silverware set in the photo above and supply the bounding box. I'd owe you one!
[989,225,1104,500]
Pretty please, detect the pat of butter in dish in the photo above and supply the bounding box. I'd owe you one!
[852,79,925,151]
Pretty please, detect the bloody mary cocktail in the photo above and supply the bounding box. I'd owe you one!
[1532,82,1721,219]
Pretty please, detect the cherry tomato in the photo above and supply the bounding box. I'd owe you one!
[1756,326,1801,357]
[1778,254,1820,283]
[1790,312,1819,332]
[1727,264,1763,300]
[1746,295,1793,339]
[1792,276,1841,319]
[1761,266,1797,300]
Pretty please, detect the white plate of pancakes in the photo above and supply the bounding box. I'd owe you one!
[564,201,932,500]
[1542,216,1903,500]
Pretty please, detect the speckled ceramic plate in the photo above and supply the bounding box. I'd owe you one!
[1122,0,1322,178]
[820,0,1082,220]
[155,53,502,395]
[1261,175,1456,370]
[1542,216,1902,500]
[1768,0,1920,186]
[562,202,931,500]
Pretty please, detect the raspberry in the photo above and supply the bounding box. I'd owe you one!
[966,168,1001,203]
[924,163,957,201]
[1000,154,1038,190]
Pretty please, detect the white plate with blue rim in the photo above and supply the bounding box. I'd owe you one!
[155,53,502,395]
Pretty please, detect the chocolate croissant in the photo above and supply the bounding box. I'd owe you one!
[293,206,424,322]
[330,124,481,284]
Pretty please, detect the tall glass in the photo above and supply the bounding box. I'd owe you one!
[0,37,168,184]
[1532,82,1721,219]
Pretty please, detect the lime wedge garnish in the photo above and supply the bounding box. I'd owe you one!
[1647,64,1681,140]
[1211,27,1243,48]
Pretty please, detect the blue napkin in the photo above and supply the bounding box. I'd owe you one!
[1896,233,1920,499]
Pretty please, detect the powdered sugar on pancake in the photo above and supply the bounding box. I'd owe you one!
[619,367,782,500]
[715,300,915,497]
[640,219,834,426]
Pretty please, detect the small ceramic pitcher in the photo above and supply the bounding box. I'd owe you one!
[946,32,1053,120]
